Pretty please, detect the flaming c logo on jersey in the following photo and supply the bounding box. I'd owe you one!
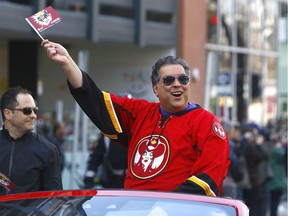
[130,135,170,179]
[212,121,226,139]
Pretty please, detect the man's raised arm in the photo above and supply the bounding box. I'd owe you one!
[41,39,83,88]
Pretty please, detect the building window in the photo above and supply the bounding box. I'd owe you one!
[146,10,172,23]
[100,4,134,19]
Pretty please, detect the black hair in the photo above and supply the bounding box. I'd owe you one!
[151,56,190,85]
[0,86,32,121]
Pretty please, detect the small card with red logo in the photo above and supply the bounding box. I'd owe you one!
[0,172,15,192]
[25,6,61,40]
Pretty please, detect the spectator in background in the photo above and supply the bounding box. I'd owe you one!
[46,121,66,173]
[37,122,51,138]
[83,133,128,189]
[221,121,243,199]
[234,125,252,200]
[48,111,58,136]
[268,132,287,216]
[0,86,62,195]
[37,116,66,174]
[242,125,273,216]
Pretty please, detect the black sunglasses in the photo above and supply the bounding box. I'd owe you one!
[10,107,38,115]
[162,75,190,86]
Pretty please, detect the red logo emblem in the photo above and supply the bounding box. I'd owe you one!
[130,135,170,179]
[0,172,15,192]
[212,121,226,140]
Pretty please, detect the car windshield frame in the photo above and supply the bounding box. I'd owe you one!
[0,189,249,216]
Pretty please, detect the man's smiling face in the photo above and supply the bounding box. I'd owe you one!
[153,64,190,113]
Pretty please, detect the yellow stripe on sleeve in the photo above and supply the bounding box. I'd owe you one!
[102,132,118,140]
[188,176,216,197]
[102,91,123,133]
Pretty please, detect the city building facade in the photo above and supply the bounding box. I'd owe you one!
[206,0,287,125]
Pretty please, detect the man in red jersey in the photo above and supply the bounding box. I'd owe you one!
[42,39,230,196]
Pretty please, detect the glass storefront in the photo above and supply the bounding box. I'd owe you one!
[206,0,287,125]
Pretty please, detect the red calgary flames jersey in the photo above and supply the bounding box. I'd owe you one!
[69,72,230,196]
[106,93,230,195]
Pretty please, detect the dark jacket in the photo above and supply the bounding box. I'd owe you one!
[0,128,63,195]
[245,141,272,187]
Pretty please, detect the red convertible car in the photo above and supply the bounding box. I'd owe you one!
[0,189,249,216]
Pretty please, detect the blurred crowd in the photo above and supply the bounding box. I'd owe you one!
[36,112,68,175]
[221,118,287,216]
